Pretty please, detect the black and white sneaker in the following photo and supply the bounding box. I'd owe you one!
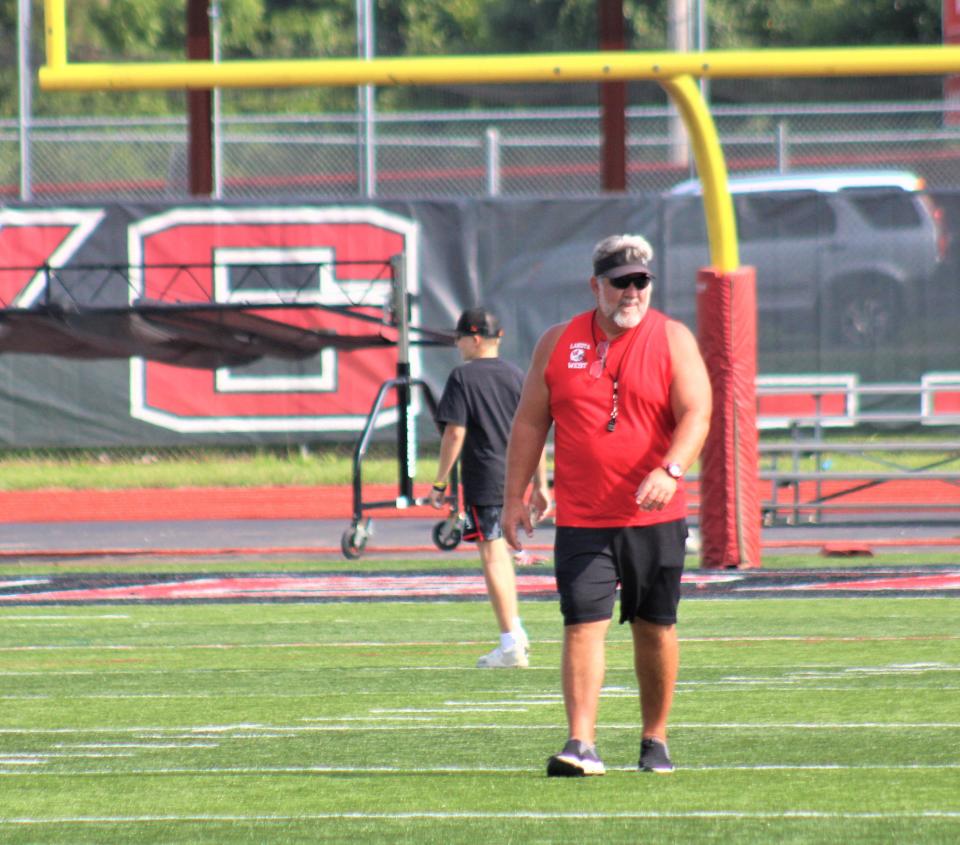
[639,737,674,774]
[546,739,606,777]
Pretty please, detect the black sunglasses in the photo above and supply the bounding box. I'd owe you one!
[605,273,652,290]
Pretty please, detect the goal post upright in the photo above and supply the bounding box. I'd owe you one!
[659,75,759,568]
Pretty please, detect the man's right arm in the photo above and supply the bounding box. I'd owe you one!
[428,423,466,508]
[503,323,564,549]
[528,447,552,524]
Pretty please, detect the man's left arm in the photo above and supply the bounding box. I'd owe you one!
[635,321,712,511]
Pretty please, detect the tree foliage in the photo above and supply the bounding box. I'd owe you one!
[709,0,941,48]
[0,0,947,117]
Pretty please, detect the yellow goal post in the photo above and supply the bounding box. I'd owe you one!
[37,0,960,274]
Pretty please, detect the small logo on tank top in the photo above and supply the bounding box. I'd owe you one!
[567,342,589,369]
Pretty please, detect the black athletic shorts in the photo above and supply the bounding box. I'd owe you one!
[462,503,504,543]
[553,520,688,627]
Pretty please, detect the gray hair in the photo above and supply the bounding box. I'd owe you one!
[592,234,654,273]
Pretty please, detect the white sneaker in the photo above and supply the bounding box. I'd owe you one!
[476,643,529,668]
[515,629,530,659]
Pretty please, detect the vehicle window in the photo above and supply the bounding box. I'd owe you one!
[843,190,922,229]
[665,189,838,246]
[735,191,835,241]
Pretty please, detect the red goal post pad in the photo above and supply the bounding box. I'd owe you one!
[695,266,762,569]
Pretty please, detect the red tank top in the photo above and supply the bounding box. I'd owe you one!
[545,308,686,527]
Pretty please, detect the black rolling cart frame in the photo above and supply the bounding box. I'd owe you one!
[341,254,464,560]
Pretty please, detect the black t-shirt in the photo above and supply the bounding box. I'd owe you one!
[436,357,525,506]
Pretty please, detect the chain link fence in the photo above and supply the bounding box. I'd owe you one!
[6,78,960,200]
[3,78,960,476]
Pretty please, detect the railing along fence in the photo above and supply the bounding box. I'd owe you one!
[748,381,960,524]
[6,100,960,201]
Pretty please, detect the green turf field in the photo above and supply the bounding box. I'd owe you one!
[1,590,958,843]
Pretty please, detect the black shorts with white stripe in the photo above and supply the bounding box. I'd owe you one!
[462,503,504,543]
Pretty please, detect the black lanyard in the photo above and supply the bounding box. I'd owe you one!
[590,310,640,433]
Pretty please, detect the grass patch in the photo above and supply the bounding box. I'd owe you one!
[0,446,426,491]
[0,595,958,843]
[0,433,956,490]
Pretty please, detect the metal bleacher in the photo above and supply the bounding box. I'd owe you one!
[750,380,960,524]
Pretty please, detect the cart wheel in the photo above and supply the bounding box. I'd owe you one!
[341,527,368,560]
[432,520,463,551]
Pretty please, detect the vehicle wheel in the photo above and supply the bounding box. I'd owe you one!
[341,526,367,560]
[833,280,900,347]
[432,520,462,551]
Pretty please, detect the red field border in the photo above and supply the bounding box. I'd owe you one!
[0,484,435,524]
[2,478,957,525]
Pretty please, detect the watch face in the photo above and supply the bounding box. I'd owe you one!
[665,462,683,479]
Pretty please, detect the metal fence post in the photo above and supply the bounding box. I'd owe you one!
[17,0,32,200]
[484,127,501,196]
[210,0,223,199]
[356,0,376,198]
[777,120,790,173]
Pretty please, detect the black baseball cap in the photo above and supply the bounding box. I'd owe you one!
[593,250,655,280]
[455,307,503,338]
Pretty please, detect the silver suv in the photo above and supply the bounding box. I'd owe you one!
[665,170,947,346]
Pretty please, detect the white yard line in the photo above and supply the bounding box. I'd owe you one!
[2,633,959,652]
[0,614,129,620]
[1,810,960,824]
[56,743,219,749]
[682,682,957,688]
[298,716,435,722]
[2,681,954,703]
[370,707,529,714]
[0,580,51,589]
[3,762,960,778]
[1,721,960,736]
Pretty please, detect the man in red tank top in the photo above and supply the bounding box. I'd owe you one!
[503,234,712,777]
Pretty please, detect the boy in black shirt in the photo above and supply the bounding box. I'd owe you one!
[429,307,550,667]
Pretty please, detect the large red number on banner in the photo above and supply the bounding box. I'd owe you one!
[0,209,105,306]
[127,207,419,433]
